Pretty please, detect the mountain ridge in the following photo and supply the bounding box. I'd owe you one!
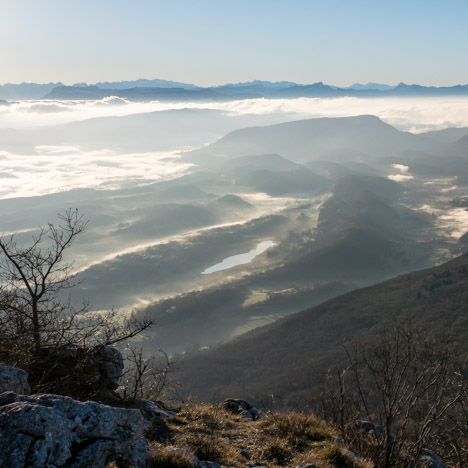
[4,79,468,100]
[186,115,440,164]
[43,82,468,101]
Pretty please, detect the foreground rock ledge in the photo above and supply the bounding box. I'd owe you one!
[0,391,149,468]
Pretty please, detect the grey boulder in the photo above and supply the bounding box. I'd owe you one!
[0,392,149,468]
[136,397,177,419]
[222,399,266,421]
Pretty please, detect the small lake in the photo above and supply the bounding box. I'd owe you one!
[202,240,276,275]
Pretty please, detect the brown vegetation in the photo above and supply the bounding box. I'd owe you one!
[147,405,372,467]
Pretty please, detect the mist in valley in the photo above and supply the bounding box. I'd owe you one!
[1,95,468,355]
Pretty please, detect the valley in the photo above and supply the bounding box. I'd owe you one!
[1,103,468,357]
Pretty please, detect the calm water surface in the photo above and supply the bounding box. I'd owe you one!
[202,240,276,274]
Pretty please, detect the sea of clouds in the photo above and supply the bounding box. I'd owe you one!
[2,95,468,132]
[2,95,468,199]
[0,147,191,199]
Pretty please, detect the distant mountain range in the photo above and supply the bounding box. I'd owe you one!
[2,79,468,100]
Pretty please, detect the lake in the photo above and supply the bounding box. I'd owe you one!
[202,240,276,274]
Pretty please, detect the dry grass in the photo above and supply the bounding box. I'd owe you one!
[151,404,243,466]
[321,443,356,467]
[258,412,334,448]
[258,437,292,465]
[148,405,373,468]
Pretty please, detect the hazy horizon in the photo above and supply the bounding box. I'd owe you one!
[2,0,468,87]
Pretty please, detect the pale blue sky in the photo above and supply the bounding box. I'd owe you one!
[1,0,467,86]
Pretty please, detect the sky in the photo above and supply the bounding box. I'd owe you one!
[1,0,468,87]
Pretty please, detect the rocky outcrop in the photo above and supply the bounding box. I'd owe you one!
[137,397,177,420]
[0,392,149,468]
[355,419,396,441]
[0,364,30,395]
[94,346,124,389]
[222,399,266,421]
[30,345,124,399]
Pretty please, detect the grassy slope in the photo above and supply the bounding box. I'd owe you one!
[178,253,468,404]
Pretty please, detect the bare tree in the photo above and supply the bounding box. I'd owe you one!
[0,209,88,354]
[120,346,177,401]
[0,210,153,399]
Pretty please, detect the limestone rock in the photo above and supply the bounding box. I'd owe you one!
[96,346,124,389]
[222,399,266,421]
[355,419,395,442]
[137,397,177,419]
[0,392,149,468]
[0,364,30,395]
[30,345,124,399]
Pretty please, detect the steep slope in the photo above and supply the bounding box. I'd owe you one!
[177,253,468,404]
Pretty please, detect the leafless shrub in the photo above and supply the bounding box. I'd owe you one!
[314,317,467,467]
[120,346,178,401]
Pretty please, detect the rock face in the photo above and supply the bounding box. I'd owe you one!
[222,399,266,421]
[31,345,124,398]
[0,392,149,468]
[94,346,124,389]
[0,364,31,395]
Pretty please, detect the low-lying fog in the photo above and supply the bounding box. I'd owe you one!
[4,96,468,132]
[1,95,468,353]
